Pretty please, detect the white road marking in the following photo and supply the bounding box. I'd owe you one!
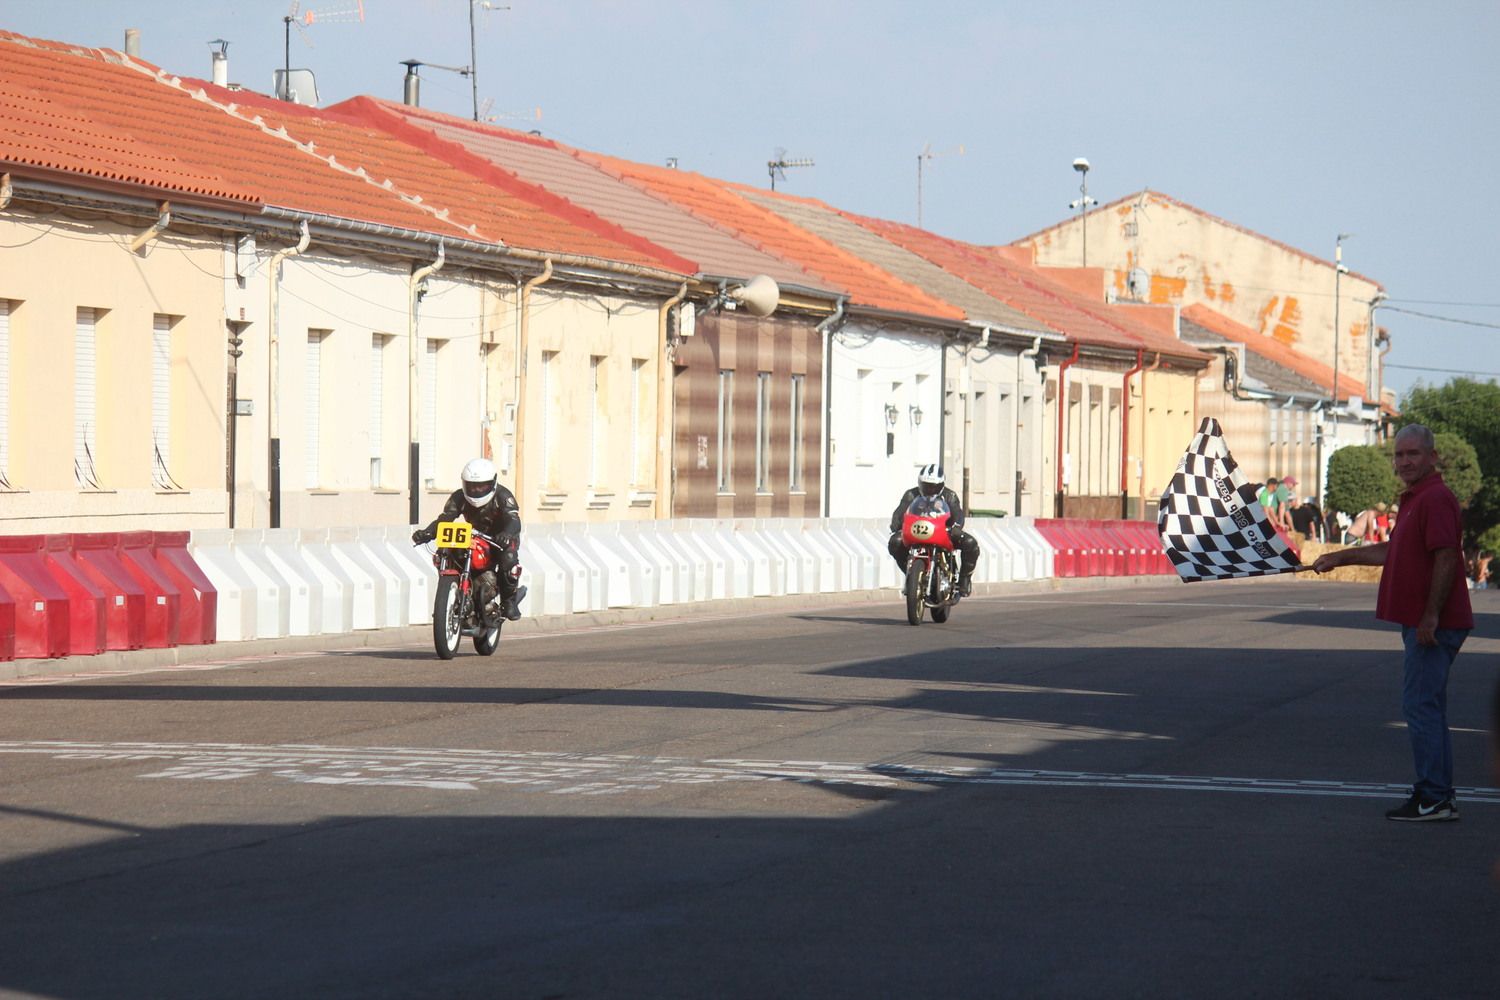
[2,740,1497,803]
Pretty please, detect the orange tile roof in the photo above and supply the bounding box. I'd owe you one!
[0,32,257,206]
[1182,303,1367,399]
[0,31,688,272]
[848,213,1204,362]
[576,154,964,320]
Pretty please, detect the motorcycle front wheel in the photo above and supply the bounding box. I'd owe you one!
[433,577,463,660]
[904,563,926,626]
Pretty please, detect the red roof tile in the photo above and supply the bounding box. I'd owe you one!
[1182,303,1367,399]
[577,155,963,320]
[847,213,1204,362]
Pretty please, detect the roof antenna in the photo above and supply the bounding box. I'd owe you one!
[767,148,814,191]
[279,0,365,104]
[916,142,964,229]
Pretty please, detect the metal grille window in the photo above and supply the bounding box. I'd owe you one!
[789,374,803,490]
[717,369,733,493]
[74,307,100,488]
[370,334,388,488]
[0,300,10,487]
[422,339,440,488]
[305,330,326,488]
[755,372,772,492]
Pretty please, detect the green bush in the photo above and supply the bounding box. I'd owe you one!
[1398,379,1499,542]
[1325,445,1398,517]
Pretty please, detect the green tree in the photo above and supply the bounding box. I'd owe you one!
[1379,430,1482,506]
[1325,444,1398,518]
[1398,378,1500,539]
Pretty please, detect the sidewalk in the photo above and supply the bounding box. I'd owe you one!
[0,573,1269,683]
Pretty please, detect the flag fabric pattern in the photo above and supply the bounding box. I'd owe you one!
[1157,418,1302,582]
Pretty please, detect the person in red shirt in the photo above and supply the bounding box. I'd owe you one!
[1313,424,1474,821]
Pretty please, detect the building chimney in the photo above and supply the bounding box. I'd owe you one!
[124,28,140,57]
[401,61,422,107]
[210,39,229,87]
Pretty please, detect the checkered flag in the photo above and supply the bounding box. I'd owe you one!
[1157,418,1301,582]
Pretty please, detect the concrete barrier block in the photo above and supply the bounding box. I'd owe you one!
[261,528,323,636]
[325,526,386,629]
[360,527,428,625]
[187,530,257,643]
[296,528,357,633]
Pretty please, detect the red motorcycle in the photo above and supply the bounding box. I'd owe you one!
[901,495,959,626]
[426,521,510,659]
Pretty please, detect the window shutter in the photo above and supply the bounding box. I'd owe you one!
[306,331,323,487]
[422,340,438,487]
[0,300,9,479]
[370,334,385,487]
[152,315,171,477]
[75,308,97,487]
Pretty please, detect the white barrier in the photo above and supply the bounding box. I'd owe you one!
[187,529,258,643]
[262,528,324,636]
[360,527,426,626]
[297,528,358,633]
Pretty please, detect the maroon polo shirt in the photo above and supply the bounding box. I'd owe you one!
[1376,472,1474,629]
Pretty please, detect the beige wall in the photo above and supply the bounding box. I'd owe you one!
[0,209,227,533]
[507,286,663,524]
[1022,194,1384,392]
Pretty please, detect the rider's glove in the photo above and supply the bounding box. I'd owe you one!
[497,533,519,551]
[411,527,433,545]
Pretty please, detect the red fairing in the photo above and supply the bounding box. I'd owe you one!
[902,511,954,550]
[470,536,492,571]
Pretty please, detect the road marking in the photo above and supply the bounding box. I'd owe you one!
[3,740,1498,803]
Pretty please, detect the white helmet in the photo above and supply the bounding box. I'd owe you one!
[460,457,498,508]
[917,463,945,496]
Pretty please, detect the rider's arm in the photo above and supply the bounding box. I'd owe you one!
[890,491,913,533]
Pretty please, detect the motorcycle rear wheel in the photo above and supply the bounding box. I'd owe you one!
[433,577,462,660]
[473,623,501,656]
[905,564,926,626]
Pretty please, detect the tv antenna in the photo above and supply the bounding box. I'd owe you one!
[478,97,542,126]
[767,148,814,191]
[467,1,509,121]
[280,0,364,103]
[916,141,964,229]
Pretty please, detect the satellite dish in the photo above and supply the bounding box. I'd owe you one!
[274,68,319,105]
[729,275,779,318]
[1127,267,1149,300]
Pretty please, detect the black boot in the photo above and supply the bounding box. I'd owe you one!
[502,585,527,621]
[958,573,973,599]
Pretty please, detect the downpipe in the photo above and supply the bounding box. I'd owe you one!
[267,220,310,528]
[655,282,689,518]
[1054,341,1079,518]
[409,241,446,526]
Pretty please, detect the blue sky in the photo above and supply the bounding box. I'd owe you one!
[4,0,1497,397]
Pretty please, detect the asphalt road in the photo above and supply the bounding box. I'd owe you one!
[2,579,1498,999]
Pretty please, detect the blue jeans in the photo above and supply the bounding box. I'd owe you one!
[1400,626,1469,801]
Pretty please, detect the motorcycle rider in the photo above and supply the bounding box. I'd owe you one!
[888,463,981,598]
[411,457,525,623]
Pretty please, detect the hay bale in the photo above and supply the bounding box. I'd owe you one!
[1295,540,1383,583]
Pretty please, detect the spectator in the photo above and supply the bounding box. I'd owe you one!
[1374,502,1392,542]
[1476,550,1492,591]
[1347,507,1377,545]
[1289,495,1323,542]
[1312,425,1473,821]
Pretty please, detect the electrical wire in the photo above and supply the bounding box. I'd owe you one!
[1378,306,1500,331]
[1384,363,1500,378]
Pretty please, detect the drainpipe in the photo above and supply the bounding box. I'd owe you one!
[1120,348,1144,519]
[129,200,171,254]
[1053,340,1079,517]
[655,282,689,518]
[513,258,554,514]
[267,220,310,528]
[961,326,991,514]
[817,297,846,517]
[1136,352,1162,510]
[408,241,445,525]
[1015,335,1042,516]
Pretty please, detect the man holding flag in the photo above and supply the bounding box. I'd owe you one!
[1312,425,1473,821]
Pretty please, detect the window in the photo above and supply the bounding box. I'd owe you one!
[75,307,100,488]
[306,330,327,488]
[370,334,389,488]
[789,374,804,490]
[422,339,440,488]
[590,355,606,488]
[542,350,560,487]
[855,368,873,461]
[152,315,181,489]
[0,300,10,487]
[716,369,733,492]
[630,358,646,486]
[755,372,772,492]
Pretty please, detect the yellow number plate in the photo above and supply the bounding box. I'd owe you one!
[435,521,472,548]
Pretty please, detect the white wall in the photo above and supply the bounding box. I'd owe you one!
[825,323,943,517]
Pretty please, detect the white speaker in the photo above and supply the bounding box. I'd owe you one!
[729,274,779,318]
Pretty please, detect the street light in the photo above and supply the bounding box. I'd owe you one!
[1070,157,1096,266]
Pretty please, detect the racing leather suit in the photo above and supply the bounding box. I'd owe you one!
[887,485,980,588]
[415,485,523,615]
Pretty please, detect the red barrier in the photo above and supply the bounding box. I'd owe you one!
[0,535,72,659]
[1034,519,1082,577]
[1086,520,1124,576]
[151,531,216,646]
[0,579,17,661]
[118,531,181,649]
[70,533,145,651]
[42,534,107,656]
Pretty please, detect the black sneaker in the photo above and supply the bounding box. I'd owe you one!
[1385,793,1459,822]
